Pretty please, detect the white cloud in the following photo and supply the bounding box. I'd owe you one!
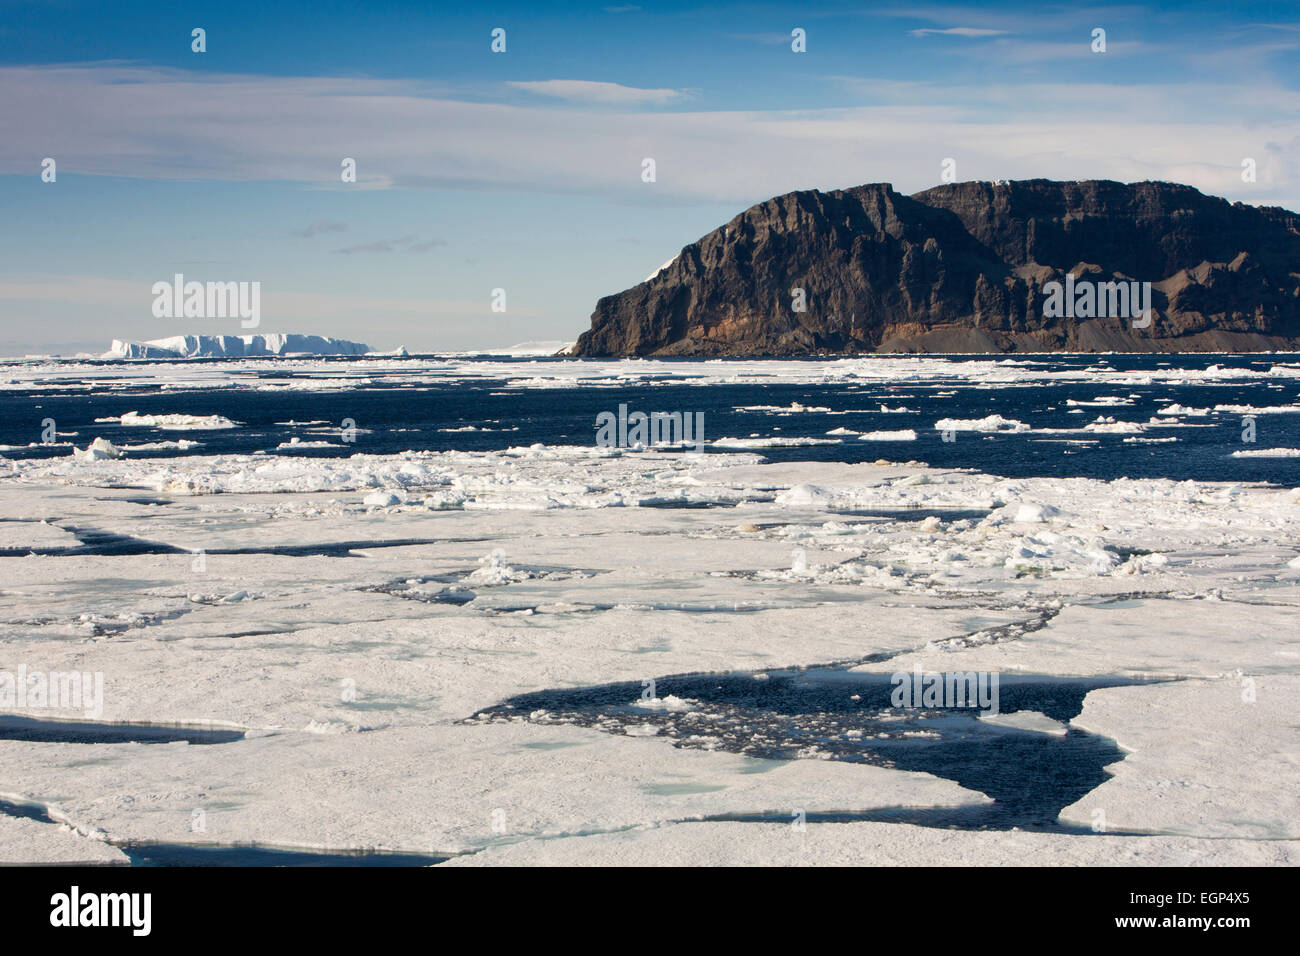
[909,27,1008,37]
[506,79,688,105]
[1,65,1296,211]
[973,38,1147,62]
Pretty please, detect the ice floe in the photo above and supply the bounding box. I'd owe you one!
[1,438,1297,863]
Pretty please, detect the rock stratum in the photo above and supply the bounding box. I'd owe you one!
[571,180,1300,356]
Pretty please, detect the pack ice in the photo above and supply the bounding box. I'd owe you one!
[0,356,1296,866]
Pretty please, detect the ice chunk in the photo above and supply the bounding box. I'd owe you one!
[859,429,918,441]
[629,695,698,713]
[118,411,238,430]
[72,437,123,461]
[934,415,1030,432]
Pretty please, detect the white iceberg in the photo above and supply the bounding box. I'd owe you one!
[72,437,123,461]
[104,334,373,359]
[117,411,238,430]
[934,415,1030,433]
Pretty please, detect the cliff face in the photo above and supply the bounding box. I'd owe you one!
[571,180,1300,356]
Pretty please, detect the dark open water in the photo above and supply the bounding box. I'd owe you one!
[3,353,1298,484]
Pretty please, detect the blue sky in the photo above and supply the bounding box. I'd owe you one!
[2,1,1298,354]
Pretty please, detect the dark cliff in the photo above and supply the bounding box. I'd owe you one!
[571,180,1300,356]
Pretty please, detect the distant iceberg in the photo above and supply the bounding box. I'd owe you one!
[496,340,575,357]
[104,334,377,359]
[450,341,576,357]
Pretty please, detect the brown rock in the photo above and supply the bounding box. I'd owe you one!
[571,180,1300,356]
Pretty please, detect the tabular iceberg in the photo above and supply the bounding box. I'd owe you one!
[104,333,375,359]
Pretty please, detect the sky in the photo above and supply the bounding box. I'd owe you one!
[1,0,1298,355]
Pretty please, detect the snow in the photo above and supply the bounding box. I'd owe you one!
[0,812,127,865]
[1,446,1295,861]
[859,429,918,441]
[1082,416,1145,433]
[276,438,341,450]
[72,437,123,461]
[1060,677,1297,839]
[629,695,699,713]
[0,723,985,859]
[1003,502,1060,524]
[1214,404,1300,414]
[934,415,1030,432]
[644,255,678,283]
[1066,396,1132,407]
[114,411,238,430]
[471,341,573,357]
[713,436,842,448]
[8,352,1300,396]
[440,819,1297,866]
[736,403,832,413]
[2,355,1299,864]
[1231,448,1300,458]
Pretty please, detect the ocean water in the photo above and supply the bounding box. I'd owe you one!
[3,352,1299,484]
[472,669,1143,830]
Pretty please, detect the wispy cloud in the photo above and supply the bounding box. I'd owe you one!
[2,65,1296,210]
[334,236,446,254]
[506,79,689,105]
[876,4,1151,33]
[910,27,1008,37]
[1177,37,1300,71]
[292,219,348,238]
[969,37,1148,62]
